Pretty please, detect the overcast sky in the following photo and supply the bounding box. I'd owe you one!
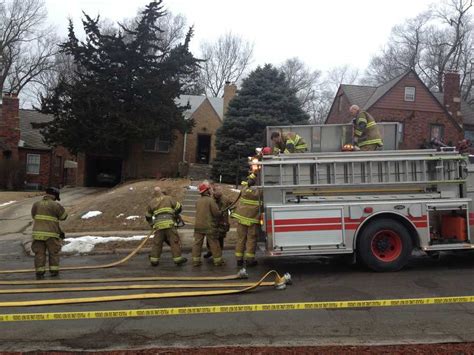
[45,0,437,73]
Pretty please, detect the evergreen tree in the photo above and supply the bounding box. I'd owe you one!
[38,1,199,155]
[212,64,308,182]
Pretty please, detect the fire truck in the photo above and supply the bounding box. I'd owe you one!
[255,123,474,271]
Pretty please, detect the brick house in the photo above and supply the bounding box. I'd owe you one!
[325,70,474,149]
[78,83,237,185]
[0,93,78,189]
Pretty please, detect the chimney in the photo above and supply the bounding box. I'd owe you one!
[223,81,237,115]
[0,93,20,160]
[443,71,463,127]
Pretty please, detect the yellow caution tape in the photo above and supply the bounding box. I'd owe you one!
[1,295,473,322]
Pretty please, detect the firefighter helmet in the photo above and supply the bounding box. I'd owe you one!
[198,182,210,194]
[45,187,61,201]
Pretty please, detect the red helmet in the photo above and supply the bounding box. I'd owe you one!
[262,147,272,155]
[198,182,210,194]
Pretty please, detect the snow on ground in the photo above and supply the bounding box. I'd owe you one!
[81,211,103,219]
[126,215,140,220]
[0,200,16,207]
[231,189,241,193]
[62,235,148,254]
[187,185,198,191]
[116,213,124,218]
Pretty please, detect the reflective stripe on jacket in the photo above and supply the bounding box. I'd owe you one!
[353,111,383,148]
[274,133,308,154]
[146,195,181,230]
[231,186,262,226]
[31,196,67,240]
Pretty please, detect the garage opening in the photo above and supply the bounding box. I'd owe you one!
[196,134,211,164]
[85,155,123,187]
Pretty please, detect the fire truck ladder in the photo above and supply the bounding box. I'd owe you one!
[259,150,467,192]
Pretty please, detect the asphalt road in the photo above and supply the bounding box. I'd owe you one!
[1,247,474,351]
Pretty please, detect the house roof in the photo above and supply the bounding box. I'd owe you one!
[175,95,224,120]
[340,84,376,108]
[0,107,52,150]
[432,92,474,126]
[338,70,472,129]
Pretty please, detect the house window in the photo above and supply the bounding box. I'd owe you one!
[404,87,416,102]
[54,156,62,176]
[26,154,40,175]
[430,124,444,141]
[396,122,404,143]
[465,130,474,142]
[144,136,170,153]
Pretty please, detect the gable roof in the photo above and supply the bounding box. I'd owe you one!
[336,70,470,130]
[175,95,224,121]
[0,107,52,150]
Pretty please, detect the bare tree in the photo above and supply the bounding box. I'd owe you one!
[199,32,254,97]
[0,0,59,99]
[364,0,473,102]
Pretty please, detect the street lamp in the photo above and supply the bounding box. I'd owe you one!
[235,142,245,188]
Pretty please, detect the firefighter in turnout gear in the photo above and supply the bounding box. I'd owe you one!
[349,105,383,151]
[231,176,262,267]
[145,186,187,267]
[204,185,232,259]
[270,131,308,154]
[192,181,225,267]
[31,187,67,279]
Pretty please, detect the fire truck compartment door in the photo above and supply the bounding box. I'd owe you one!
[271,207,345,248]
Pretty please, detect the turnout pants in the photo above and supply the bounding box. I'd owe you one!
[31,238,62,274]
[206,231,226,254]
[149,227,184,264]
[192,231,222,265]
[360,144,378,151]
[235,223,259,262]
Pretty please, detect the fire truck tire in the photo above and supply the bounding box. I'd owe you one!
[357,218,413,272]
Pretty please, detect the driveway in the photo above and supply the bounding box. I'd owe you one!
[0,187,103,240]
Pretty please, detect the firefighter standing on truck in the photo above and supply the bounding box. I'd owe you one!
[31,187,67,279]
[231,175,262,267]
[145,186,187,267]
[270,131,308,154]
[349,105,383,151]
[192,181,225,267]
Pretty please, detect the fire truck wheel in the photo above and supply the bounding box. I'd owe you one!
[357,219,413,272]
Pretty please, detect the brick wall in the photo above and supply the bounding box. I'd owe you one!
[19,148,52,188]
[185,98,222,164]
[443,72,462,126]
[326,87,353,124]
[0,94,20,160]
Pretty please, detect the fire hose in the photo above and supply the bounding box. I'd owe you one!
[0,269,249,285]
[0,270,291,307]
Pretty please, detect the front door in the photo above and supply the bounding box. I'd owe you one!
[197,134,211,164]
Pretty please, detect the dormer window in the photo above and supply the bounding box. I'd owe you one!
[404,87,416,102]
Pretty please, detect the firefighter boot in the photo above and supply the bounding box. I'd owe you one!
[245,259,258,267]
[50,271,59,277]
[213,257,225,266]
[237,259,244,267]
[174,256,188,266]
[36,272,45,280]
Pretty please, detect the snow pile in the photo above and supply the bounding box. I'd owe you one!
[62,235,148,254]
[231,189,241,193]
[0,200,16,207]
[116,213,124,218]
[81,211,102,219]
[126,215,140,220]
[188,186,198,191]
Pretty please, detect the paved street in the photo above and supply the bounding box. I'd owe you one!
[1,245,474,351]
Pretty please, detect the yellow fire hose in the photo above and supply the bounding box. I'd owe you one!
[0,269,249,286]
[0,270,291,307]
[0,228,156,274]
[0,281,277,294]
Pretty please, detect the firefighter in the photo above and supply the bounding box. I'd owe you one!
[31,187,67,279]
[231,177,262,267]
[204,185,232,259]
[270,131,308,154]
[192,181,225,267]
[145,186,187,267]
[349,105,383,151]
